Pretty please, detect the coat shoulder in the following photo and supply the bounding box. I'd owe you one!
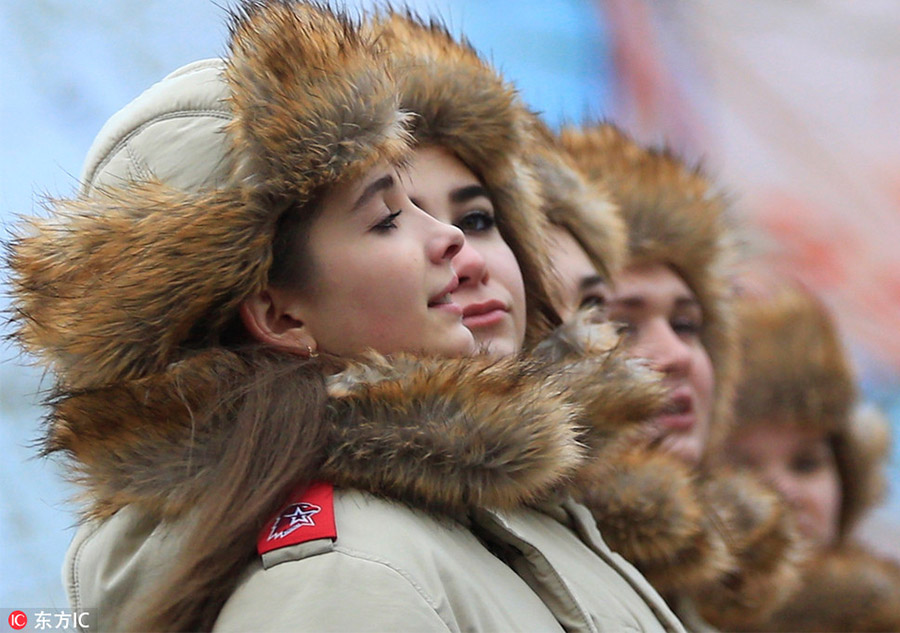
[220,489,564,633]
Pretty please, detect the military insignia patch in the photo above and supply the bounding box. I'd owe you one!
[257,481,337,555]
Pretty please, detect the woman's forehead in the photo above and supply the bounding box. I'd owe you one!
[613,263,700,309]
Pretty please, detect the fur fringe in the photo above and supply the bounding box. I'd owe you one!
[693,470,806,629]
[728,545,900,632]
[575,450,805,619]
[527,117,627,283]
[7,0,413,390]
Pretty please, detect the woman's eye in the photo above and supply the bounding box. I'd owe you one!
[671,318,701,338]
[372,209,402,232]
[792,455,824,474]
[579,294,606,310]
[456,210,495,233]
[791,447,831,475]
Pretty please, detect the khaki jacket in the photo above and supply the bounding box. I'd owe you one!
[67,490,684,632]
[53,337,689,632]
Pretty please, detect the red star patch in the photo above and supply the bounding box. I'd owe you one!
[258,481,337,555]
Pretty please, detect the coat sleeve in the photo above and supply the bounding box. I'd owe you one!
[212,550,455,633]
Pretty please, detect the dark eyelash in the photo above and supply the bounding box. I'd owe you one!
[579,295,606,309]
[456,210,495,233]
[373,209,402,232]
[672,318,702,335]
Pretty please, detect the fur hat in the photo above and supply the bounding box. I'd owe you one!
[527,118,627,284]
[366,11,562,343]
[8,1,413,389]
[559,123,739,461]
[732,281,888,537]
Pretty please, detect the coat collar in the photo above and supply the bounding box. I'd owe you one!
[47,318,671,524]
[47,348,592,521]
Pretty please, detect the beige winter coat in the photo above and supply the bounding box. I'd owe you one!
[8,3,685,628]
[53,344,685,633]
[67,489,684,632]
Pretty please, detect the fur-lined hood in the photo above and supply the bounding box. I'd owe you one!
[732,280,888,539]
[8,2,413,392]
[559,123,739,461]
[48,316,662,522]
[734,282,855,433]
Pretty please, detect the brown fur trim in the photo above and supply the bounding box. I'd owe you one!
[7,0,412,390]
[559,123,739,463]
[368,11,561,345]
[46,346,599,520]
[733,283,855,434]
[225,1,412,201]
[694,469,805,630]
[533,311,666,453]
[323,351,585,512]
[575,447,734,595]
[9,187,269,389]
[527,118,627,283]
[750,545,900,632]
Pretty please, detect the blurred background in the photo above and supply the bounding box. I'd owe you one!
[2,0,898,607]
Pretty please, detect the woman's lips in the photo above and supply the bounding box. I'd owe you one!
[657,389,695,432]
[462,300,508,329]
[428,276,463,316]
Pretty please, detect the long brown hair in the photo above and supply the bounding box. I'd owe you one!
[132,351,330,631]
[134,199,332,631]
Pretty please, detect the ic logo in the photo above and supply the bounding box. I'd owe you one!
[8,611,27,630]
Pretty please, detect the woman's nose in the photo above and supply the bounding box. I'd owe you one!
[453,242,488,287]
[428,217,464,264]
[766,466,801,506]
[637,321,692,377]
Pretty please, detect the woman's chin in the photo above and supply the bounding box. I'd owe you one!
[439,328,477,357]
[657,433,702,467]
[474,336,518,359]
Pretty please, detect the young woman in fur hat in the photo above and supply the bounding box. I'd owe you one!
[536,123,804,631]
[7,3,688,632]
[720,279,900,632]
[363,11,561,360]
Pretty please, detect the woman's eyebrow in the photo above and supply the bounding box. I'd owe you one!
[611,295,645,310]
[352,174,395,212]
[674,296,702,310]
[450,184,490,204]
[580,275,606,292]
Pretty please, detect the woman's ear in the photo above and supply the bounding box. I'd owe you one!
[239,288,317,356]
